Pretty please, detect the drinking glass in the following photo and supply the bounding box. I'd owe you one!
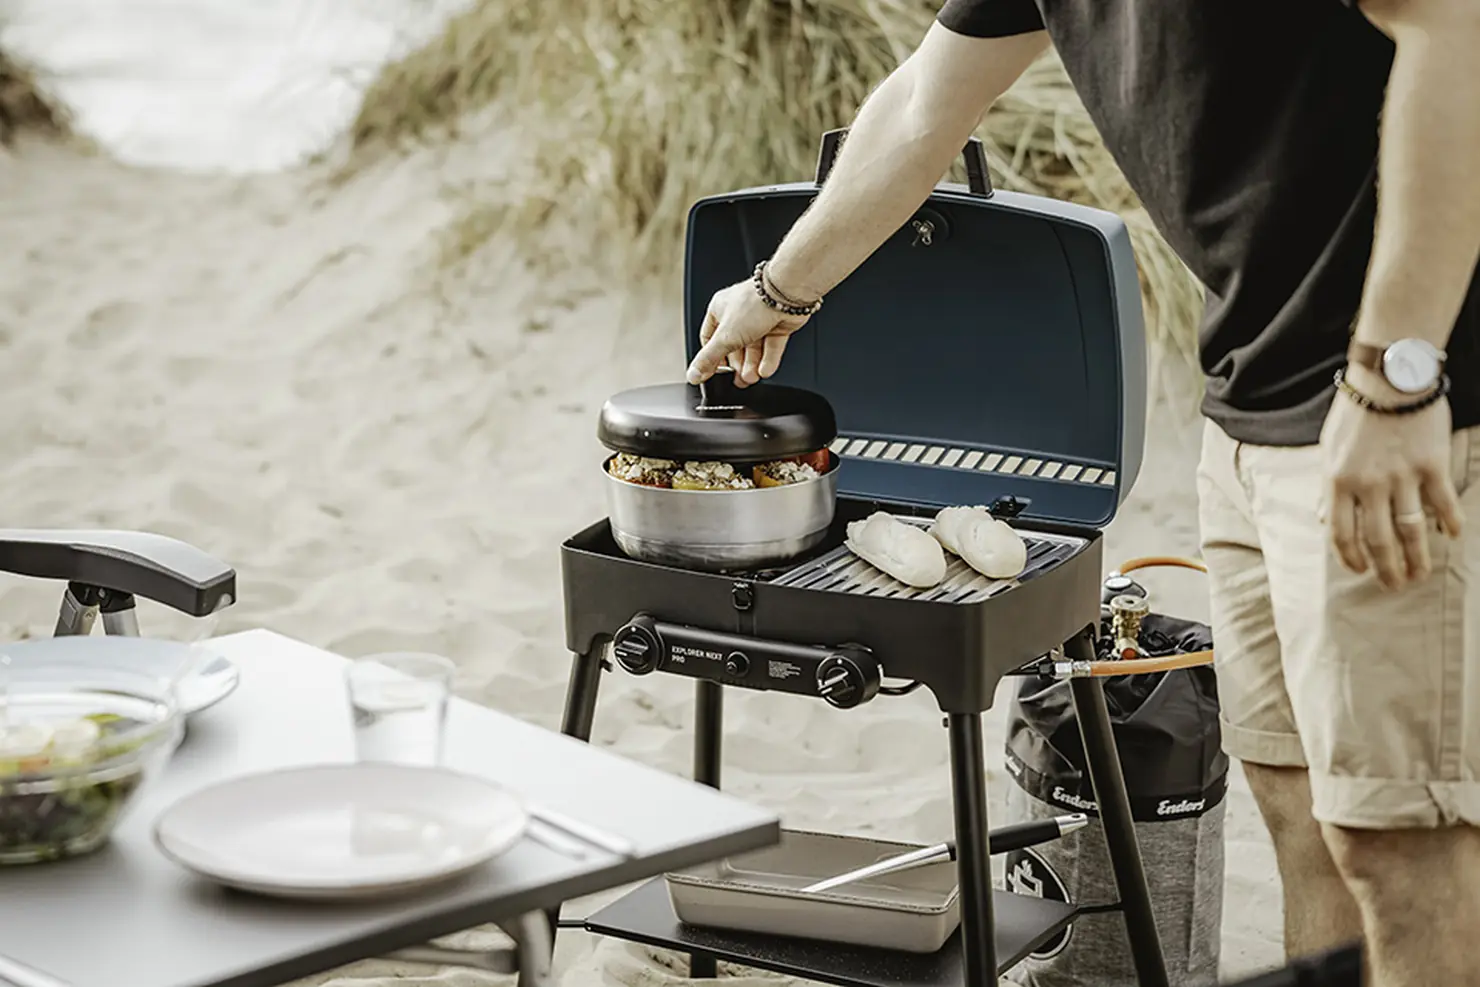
[345,653,455,767]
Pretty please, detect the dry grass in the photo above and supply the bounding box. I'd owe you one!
[0,43,68,144]
[349,0,1204,365]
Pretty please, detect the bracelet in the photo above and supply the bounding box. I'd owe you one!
[1333,368,1450,415]
[753,261,823,318]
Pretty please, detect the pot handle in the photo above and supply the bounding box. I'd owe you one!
[697,367,744,411]
[814,128,993,198]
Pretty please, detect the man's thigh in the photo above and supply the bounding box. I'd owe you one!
[1245,425,1480,829]
[1196,420,1306,767]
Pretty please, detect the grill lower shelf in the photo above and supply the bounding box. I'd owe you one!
[584,878,1079,987]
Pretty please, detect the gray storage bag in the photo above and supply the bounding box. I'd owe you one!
[1000,613,1226,987]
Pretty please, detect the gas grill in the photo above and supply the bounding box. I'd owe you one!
[553,131,1170,987]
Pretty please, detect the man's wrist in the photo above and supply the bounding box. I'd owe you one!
[765,255,825,306]
[1341,362,1415,404]
[1349,309,1454,352]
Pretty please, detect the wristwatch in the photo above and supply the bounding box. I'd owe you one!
[1346,338,1447,395]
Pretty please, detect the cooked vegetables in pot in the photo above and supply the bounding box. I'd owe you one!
[608,451,828,490]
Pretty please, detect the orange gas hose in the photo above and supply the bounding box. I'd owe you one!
[1082,554,1214,676]
[1082,650,1215,676]
[1112,555,1208,576]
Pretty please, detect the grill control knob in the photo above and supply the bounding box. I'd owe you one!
[724,651,750,677]
[815,652,880,709]
[612,621,662,676]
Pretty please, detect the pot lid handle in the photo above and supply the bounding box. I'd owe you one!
[697,367,744,412]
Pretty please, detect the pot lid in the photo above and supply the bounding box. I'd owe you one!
[597,368,837,462]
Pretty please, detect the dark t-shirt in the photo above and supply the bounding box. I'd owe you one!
[938,0,1479,446]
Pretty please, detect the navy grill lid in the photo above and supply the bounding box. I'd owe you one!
[682,133,1147,529]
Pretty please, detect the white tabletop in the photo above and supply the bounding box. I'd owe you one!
[0,630,779,987]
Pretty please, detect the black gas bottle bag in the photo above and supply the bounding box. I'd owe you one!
[1000,612,1226,987]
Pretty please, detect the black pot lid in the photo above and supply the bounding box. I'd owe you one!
[598,369,837,462]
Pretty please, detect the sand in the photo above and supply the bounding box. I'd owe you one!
[0,128,1282,985]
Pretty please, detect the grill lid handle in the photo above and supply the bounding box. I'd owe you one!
[814,128,993,198]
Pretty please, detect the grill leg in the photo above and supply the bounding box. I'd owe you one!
[948,712,998,987]
[694,679,723,788]
[1065,629,1170,987]
[547,647,608,936]
[561,645,606,743]
[689,679,724,978]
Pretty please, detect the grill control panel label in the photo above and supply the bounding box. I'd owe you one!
[768,660,802,681]
[671,645,724,664]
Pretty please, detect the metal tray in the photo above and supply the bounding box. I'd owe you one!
[664,829,960,954]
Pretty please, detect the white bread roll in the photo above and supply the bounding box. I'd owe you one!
[930,506,1028,579]
[846,512,947,588]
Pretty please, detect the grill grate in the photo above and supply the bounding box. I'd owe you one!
[773,516,1086,605]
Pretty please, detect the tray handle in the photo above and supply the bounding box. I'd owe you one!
[814,128,993,198]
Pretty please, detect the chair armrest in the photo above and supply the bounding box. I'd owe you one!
[0,529,236,618]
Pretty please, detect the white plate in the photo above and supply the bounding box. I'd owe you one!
[0,635,240,715]
[153,764,530,900]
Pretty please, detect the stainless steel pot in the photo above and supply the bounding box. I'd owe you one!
[604,455,839,572]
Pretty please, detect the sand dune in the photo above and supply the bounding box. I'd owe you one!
[0,126,1281,985]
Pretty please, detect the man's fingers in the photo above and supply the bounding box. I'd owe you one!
[699,299,723,345]
[758,334,789,379]
[687,331,738,384]
[1421,469,1466,540]
[739,343,765,384]
[1330,490,1367,574]
[1391,486,1432,582]
[1358,487,1405,589]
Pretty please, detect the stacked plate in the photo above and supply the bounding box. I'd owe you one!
[0,635,240,715]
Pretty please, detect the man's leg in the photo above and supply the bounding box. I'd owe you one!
[1242,765,1363,955]
[1253,426,1480,986]
[1322,824,1480,986]
[1195,422,1363,957]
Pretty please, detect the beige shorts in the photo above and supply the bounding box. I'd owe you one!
[1197,419,1480,830]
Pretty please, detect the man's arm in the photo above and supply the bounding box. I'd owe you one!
[764,24,1050,304]
[1347,0,1480,370]
[1323,0,1479,587]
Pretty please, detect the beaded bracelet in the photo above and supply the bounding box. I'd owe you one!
[753,261,823,318]
[1333,368,1450,416]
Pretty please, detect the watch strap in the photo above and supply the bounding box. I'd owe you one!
[1345,340,1386,374]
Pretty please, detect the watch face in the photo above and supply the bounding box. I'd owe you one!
[1382,340,1442,394]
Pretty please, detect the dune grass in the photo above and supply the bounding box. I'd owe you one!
[349,0,1204,367]
[0,43,68,145]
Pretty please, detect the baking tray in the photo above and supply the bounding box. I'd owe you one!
[664,829,960,954]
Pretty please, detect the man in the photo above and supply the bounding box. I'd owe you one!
[683,2,1480,984]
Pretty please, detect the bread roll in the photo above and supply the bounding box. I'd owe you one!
[846,512,947,588]
[930,506,1028,579]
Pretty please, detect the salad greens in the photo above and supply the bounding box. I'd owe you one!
[0,713,150,864]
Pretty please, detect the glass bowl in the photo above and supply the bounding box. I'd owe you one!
[0,658,183,865]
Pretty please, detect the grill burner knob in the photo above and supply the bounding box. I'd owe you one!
[724,652,750,677]
[815,652,881,709]
[612,621,662,675]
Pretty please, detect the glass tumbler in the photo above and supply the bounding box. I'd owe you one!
[345,653,455,767]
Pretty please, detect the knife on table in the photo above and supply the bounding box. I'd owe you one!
[800,813,1088,894]
[0,954,72,987]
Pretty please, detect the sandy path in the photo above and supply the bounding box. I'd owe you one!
[0,135,1282,984]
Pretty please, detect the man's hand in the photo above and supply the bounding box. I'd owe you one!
[686,282,812,386]
[1321,366,1465,589]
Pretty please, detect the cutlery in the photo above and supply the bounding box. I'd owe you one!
[527,804,636,861]
[0,954,72,987]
